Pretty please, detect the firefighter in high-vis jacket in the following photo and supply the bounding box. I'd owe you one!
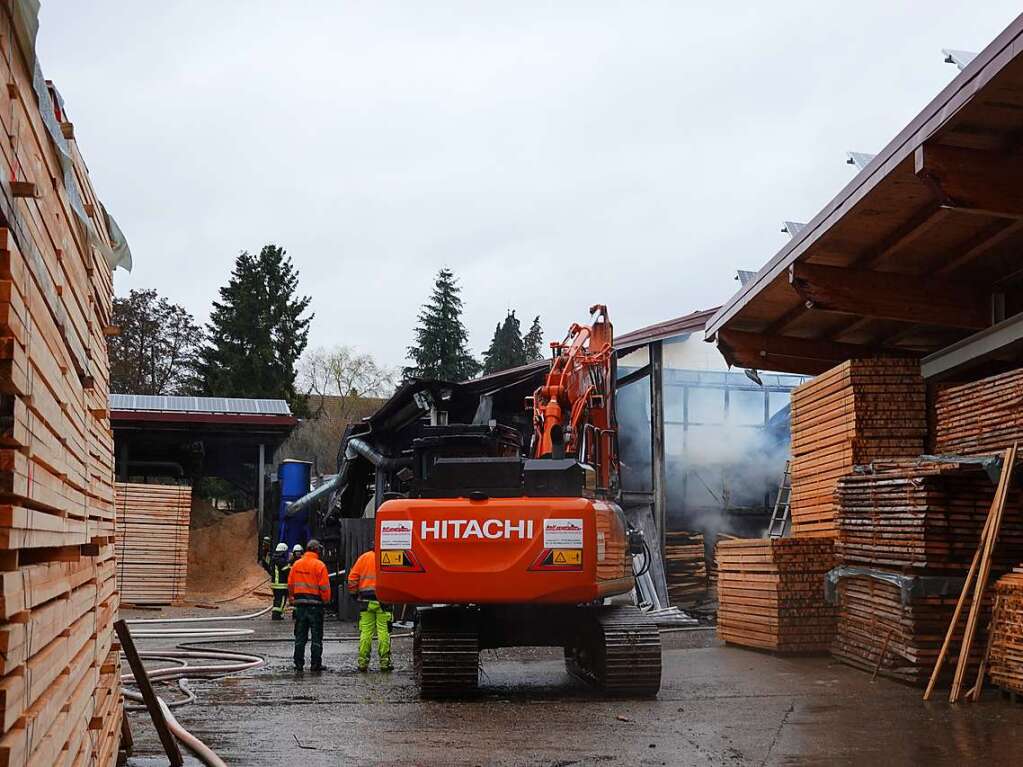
[268,542,291,620]
[287,539,331,672]
[347,549,392,672]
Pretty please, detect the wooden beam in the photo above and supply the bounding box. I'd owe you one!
[850,202,945,269]
[915,144,1023,218]
[719,328,897,364]
[789,262,989,330]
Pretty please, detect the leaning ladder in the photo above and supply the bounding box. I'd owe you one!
[766,460,792,538]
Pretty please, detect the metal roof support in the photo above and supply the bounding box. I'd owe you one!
[846,151,877,170]
[942,49,978,70]
[921,312,1023,380]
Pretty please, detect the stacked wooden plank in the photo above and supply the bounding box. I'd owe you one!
[988,569,1023,696]
[789,359,926,537]
[0,5,125,764]
[829,462,1019,684]
[835,463,1023,572]
[115,483,191,605]
[934,369,1023,456]
[716,538,837,653]
[664,530,707,605]
[830,572,986,685]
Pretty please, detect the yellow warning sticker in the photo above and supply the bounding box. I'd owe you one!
[380,550,405,566]
[552,549,582,566]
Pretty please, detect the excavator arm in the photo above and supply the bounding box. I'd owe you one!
[531,304,619,494]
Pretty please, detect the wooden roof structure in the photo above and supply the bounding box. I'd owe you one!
[705,14,1023,377]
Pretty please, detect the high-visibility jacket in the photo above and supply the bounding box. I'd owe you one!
[270,556,290,592]
[347,551,377,600]
[288,552,331,606]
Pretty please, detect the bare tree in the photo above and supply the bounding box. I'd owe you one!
[281,347,397,472]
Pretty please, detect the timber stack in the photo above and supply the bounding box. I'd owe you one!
[988,569,1023,697]
[664,530,707,606]
[0,4,128,764]
[829,461,1021,684]
[716,538,836,653]
[115,483,191,605]
[934,369,1023,456]
[789,359,926,537]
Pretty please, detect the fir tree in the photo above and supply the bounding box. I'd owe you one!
[523,315,544,362]
[482,311,527,374]
[404,268,480,381]
[199,245,313,413]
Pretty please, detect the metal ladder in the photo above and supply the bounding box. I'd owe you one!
[766,460,792,538]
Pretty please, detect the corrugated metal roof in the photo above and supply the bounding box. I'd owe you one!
[109,394,292,416]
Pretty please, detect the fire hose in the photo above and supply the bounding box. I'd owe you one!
[121,606,272,766]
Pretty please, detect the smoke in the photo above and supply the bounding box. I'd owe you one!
[616,377,790,540]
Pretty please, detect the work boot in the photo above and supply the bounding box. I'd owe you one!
[272,613,283,621]
[357,665,368,673]
[380,665,393,673]
[294,665,304,673]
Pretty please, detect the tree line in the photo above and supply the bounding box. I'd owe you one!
[110,257,544,412]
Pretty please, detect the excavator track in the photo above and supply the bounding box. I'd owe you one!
[414,608,480,699]
[565,605,662,697]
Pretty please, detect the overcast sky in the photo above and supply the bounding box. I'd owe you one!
[36,2,1023,369]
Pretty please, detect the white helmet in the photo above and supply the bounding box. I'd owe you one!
[274,542,288,554]
[292,544,303,553]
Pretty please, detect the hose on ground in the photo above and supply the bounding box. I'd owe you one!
[159,698,228,767]
[121,607,271,765]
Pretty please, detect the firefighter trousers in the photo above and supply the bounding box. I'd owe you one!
[271,587,288,618]
[358,600,391,670]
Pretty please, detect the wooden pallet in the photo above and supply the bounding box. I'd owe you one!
[0,5,123,764]
[716,538,837,653]
[115,483,191,605]
[788,359,926,537]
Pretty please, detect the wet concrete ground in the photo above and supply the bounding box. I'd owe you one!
[123,607,1023,766]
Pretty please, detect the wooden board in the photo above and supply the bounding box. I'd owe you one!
[716,538,837,654]
[988,571,1023,695]
[664,530,708,606]
[788,359,926,537]
[114,483,191,605]
[934,369,1023,456]
[0,5,123,764]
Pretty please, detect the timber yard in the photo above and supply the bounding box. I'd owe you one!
[4,3,1023,767]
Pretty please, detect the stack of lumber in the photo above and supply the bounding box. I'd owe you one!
[830,571,984,685]
[829,461,1020,685]
[0,5,127,764]
[716,538,837,653]
[988,569,1023,696]
[789,359,926,537]
[664,530,707,605]
[115,483,191,605]
[835,463,1023,572]
[934,369,1023,456]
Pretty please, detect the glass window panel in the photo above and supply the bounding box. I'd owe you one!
[687,387,725,425]
[769,391,791,418]
[729,389,765,425]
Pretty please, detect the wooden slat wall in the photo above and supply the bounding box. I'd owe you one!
[115,483,191,606]
[0,6,122,765]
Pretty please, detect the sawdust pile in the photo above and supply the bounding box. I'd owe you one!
[186,509,269,605]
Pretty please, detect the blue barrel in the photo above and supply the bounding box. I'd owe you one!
[278,460,312,501]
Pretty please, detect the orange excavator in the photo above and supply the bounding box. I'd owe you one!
[375,306,662,698]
